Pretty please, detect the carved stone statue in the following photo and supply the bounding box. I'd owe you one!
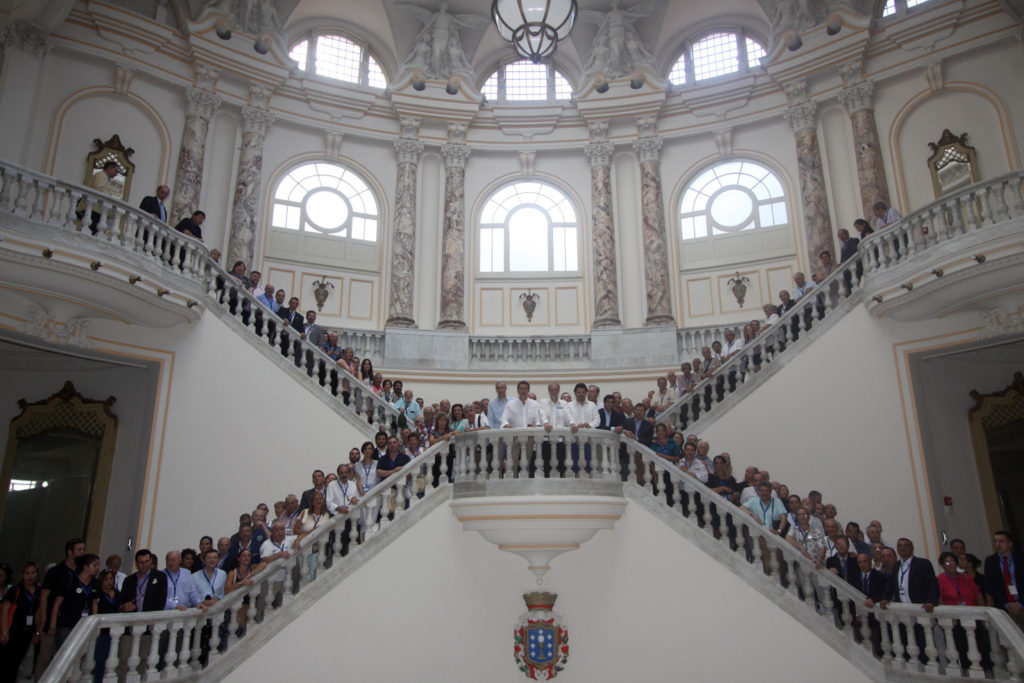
[199,0,282,35]
[396,2,486,80]
[580,0,661,79]
[758,0,871,36]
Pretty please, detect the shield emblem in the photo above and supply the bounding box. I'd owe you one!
[524,622,557,666]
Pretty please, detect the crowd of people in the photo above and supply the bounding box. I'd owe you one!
[11,196,1018,678]
[3,368,1022,679]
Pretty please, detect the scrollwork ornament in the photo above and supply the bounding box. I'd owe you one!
[783,101,818,134]
[632,135,663,163]
[184,87,222,121]
[394,138,424,165]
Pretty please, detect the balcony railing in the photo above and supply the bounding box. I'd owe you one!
[469,334,592,364]
[657,168,1024,433]
[42,428,1024,681]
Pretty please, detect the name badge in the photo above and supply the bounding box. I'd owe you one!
[25,616,33,626]
[1010,584,1019,599]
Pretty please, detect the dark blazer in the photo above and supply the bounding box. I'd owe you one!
[624,416,654,446]
[984,552,1024,610]
[139,195,168,222]
[853,568,888,602]
[884,556,938,604]
[826,553,858,585]
[299,486,326,511]
[279,307,303,332]
[596,408,625,431]
[840,236,860,263]
[119,570,168,612]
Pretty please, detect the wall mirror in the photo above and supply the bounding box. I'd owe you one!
[0,381,118,571]
[84,133,136,200]
[968,371,1024,543]
[927,129,979,198]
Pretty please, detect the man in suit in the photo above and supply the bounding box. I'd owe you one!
[623,403,653,446]
[301,309,323,347]
[596,394,624,433]
[119,549,168,613]
[279,296,303,330]
[139,185,170,222]
[881,538,937,663]
[984,530,1024,629]
[854,552,889,655]
[826,536,857,584]
[838,228,860,263]
[299,469,327,511]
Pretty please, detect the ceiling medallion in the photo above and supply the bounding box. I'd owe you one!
[492,0,578,63]
[514,591,569,680]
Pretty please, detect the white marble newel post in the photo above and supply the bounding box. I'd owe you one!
[387,118,424,328]
[633,117,675,326]
[584,121,621,328]
[438,128,470,330]
[170,68,221,225]
[227,104,275,268]
[838,79,891,221]
[783,100,833,266]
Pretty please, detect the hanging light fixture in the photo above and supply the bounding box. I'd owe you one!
[492,0,578,64]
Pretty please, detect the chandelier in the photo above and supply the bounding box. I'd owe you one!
[492,0,578,64]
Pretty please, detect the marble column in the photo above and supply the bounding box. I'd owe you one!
[584,140,621,328]
[838,80,891,220]
[632,134,675,326]
[437,142,470,330]
[386,125,424,328]
[783,101,833,265]
[0,22,50,163]
[170,86,221,225]
[226,105,275,268]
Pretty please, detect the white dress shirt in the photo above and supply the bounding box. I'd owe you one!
[500,397,542,428]
[326,478,359,514]
[565,400,599,428]
[537,397,569,429]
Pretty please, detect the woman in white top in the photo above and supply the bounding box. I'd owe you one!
[354,441,380,494]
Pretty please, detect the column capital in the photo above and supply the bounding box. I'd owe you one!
[441,143,471,169]
[447,122,467,144]
[783,101,818,134]
[240,105,274,138]
[399,117,421,139]
[194,64,219,90]
[394,138,424,164]
[588,120,609,142]
[584,142,615,168]
[632,135,663,163]
[184,86,222,120]
[838,80,874,115]
[1,21,51,57]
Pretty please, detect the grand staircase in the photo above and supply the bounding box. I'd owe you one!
[3,161,1024,681]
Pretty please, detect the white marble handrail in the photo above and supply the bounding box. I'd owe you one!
[41,437,453,683]
[677,323,742,362]
[0,159,211,279]
[447,428,1024,680]
[469,334,592,363]
[201,263,400,428]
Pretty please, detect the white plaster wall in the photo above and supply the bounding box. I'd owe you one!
[701,305,983,561]
[227,498,871,683]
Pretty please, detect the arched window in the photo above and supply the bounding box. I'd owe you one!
[289,32,386,89]
[272,162,379,242]
[667,30,766,86]
[478,181,579,273]
[678,161,788,241]
[881,0,933,17]
[481,60,573,102]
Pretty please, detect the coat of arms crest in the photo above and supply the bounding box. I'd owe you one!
[513,591,568,680]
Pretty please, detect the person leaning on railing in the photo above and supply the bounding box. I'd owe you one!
[75,161,120,234]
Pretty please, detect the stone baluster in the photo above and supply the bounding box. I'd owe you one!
[438,125,470,330]
[838,78,891,221]
[386,118,424,328]
[783,98,834,268]
[584,121,622,328]
[170,74,221,225]
[227,101,275,268]
[632,117,675,326]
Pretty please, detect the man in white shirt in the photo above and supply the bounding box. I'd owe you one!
[501,381,542,475]
[722,329,744,360]
[564,383,599,474]
[791,271,816,299]
[260,522,300,597]
[538,382,568,432]
[651,376,675,412]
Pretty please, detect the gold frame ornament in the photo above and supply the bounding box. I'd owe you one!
[927,129,979,199]
[0,381,119,551]
[84,134,136,201]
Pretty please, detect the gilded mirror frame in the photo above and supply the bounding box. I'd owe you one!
[84,134,136,201]
[967,371,1024,538]
[927,129,979,199]
[0,381,118,548]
